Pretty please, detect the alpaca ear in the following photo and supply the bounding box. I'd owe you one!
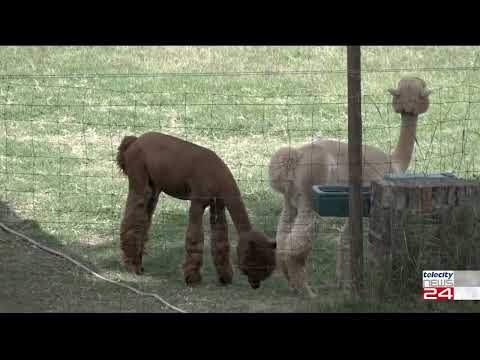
[262,238,277,250]
[248,237,276,250]
[388,88,400,97]
[420,89,432,97]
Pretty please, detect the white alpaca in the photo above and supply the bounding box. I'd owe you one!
[268,77,432,297]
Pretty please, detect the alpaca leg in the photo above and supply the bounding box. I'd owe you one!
[336,219,352,290]
[120,190,149,274]
[209,198,233,285]
[280,255,291,285]
[286,255,316,298]
[284,207,318,298]
[133,185,160,272]
[183,200,206,286]
[275,199,297,283]
[145,185,160,236]
[120,163,150,275]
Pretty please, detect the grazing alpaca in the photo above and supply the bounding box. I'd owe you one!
[117,132,276,289]
[268,77,431,297]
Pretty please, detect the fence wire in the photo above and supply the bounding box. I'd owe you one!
[1,66,480,311]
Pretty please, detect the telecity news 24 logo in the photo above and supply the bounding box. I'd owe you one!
[422,271,454,300]
[422,270,480,300]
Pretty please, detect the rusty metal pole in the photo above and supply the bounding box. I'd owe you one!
[347,46,363,298]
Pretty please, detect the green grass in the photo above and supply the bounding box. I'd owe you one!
[1,46,480,312]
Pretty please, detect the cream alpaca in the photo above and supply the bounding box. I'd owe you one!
[268,77,431,297]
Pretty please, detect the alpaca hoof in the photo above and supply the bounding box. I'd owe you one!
[288,286,300,296]
[302,284,318,299]
[218,277,232,286]
[290,286,317,299]
[249,278,261,289]
[185,272,202,287]
[218,271,233,286]
[129,264,144,275]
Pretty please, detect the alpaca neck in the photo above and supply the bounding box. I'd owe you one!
[221,176,253,235]
[391,112,418,173]
[224,195,253,235]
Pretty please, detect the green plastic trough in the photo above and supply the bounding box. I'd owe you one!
[312,185,371,218]
[311,173,457,218]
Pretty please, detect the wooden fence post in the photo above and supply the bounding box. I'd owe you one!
[347,46,363,298]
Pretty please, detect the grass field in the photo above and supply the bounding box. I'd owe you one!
[1,46,480,312]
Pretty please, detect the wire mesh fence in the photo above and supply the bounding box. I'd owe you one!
[2,51,480,311]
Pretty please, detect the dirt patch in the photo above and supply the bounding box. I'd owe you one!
[0,203,175,313]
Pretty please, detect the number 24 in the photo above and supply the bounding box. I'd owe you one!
[424,287,454,300]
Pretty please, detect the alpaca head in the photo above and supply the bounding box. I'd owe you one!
[268,146,301,194]
[237,230,276,289]
[388,77,431,115]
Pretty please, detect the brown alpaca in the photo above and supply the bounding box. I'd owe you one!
[117,132,276,289]
[268,77,431,297]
